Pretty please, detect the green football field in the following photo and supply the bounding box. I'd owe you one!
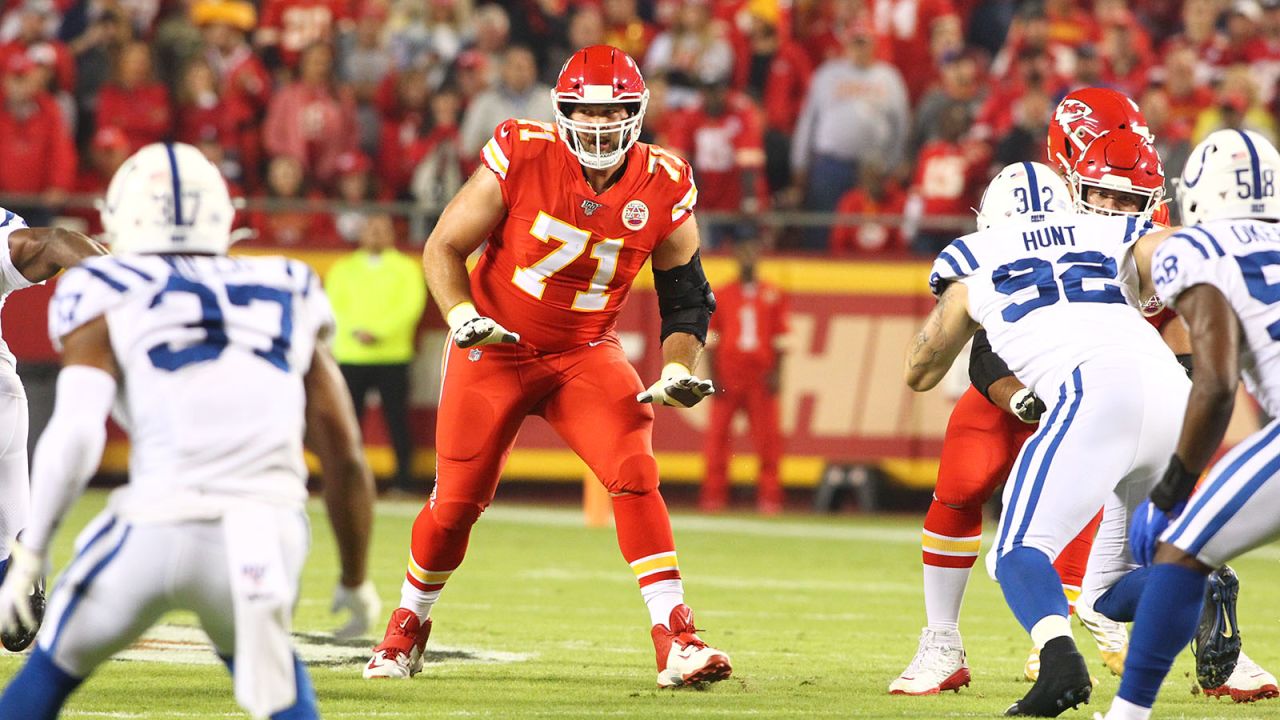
[3,490,1279,719]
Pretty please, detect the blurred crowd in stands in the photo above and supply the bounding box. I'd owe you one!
[0,0,1278,254]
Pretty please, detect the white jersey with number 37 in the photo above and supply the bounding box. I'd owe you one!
[48,254,334,516]
[931,211,1173,396]
[1153,219,1280,416]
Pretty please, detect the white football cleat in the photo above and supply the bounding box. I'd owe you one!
[888,627,970,695]
[363,608,432,679]
[1203,651,1280,702]
[1077,601,1127,676]
[651,604,732,688]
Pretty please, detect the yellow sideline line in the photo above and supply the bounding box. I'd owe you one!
[232,248,934,297]
[99,442,940,490]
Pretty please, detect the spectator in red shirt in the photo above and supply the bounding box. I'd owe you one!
[1100,20,1154,99]
[0,52,75,226]
[255,0,352,73]
[263,41,359,188]
[174,58,227,147]
[905,102,988,255]
[1158,44,1216,134]
[248,155,341,248]
[1138,86,1191,220]
[1044,0,1099,51]
[1161,0,1229,68]
[95,41,172,152]
[377,67,431,200]
[872,0,962,104]
[761,19,814,195]
[1222,1,1269,65]
[830,163,908,255]
[196,0,271,192]
[668,79,767,247]
[70,125,130,234]
[0,4,75,95]
[702,233,788,515]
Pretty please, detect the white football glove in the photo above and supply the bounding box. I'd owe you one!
[330,579,381,640]
[0,541,43,639]
[1009,387,1046,424]
[637,363,715,408]
[447,301,519,349]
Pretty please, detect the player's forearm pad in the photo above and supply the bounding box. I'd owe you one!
[654,250,716,343]
[968,329,1015,402]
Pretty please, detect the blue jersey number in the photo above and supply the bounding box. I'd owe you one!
[1237,250,1280,341]
[147,277,293,372]
[993,251,1127,322]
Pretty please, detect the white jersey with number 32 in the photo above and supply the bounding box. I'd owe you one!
[930,211,1173,396]
[48,254,334,516]
[1153,219,1280,416]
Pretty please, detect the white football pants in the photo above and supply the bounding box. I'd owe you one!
[0,370,30,563]
[36,507,308,678]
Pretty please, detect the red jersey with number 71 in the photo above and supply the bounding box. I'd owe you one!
[472,117,698,353]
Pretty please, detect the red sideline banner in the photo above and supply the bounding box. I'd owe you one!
[10,251,1263,490]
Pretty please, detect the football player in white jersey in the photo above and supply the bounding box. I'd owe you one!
[0,214,106,652]
[0,142,378,720]
[906,159,1192,716]
[1095,129,1280,719]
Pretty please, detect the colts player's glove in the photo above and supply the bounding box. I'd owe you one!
[447,302,519,349]
[1129,498,1186,567]
[1009,387,1046,424]
[330,579,381,639]
[637,363,715,408]
[0,540,43,640]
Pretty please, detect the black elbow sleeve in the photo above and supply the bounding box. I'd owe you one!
[968,329,1015,402]
[654,250,715,344]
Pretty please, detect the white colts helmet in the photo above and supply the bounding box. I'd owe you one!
[975,162,1072,230]
[100,142,235,255]
[1178,129,1280,226]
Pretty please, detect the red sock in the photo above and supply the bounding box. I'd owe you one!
[1055,510,1103,613]
[404,500,476,592]
[612,490,681,587]
[922,498,983,569]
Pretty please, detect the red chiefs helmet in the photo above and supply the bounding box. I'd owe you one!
[1047,87,1152,177]
[553,45,649,170]
[1070,129,1165,218]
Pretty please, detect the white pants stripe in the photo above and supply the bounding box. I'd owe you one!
[1162,418,1280,567]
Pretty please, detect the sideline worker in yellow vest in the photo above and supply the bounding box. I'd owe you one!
[326,213,427,492]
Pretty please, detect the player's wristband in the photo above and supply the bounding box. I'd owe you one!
[1151,454,1200,513]
[446,301,480,331]
[1175,353,1193,377]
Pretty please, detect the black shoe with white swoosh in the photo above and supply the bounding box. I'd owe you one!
[1194,565,1242,690]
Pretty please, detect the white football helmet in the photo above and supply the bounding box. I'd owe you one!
[975,162,1071,230]
[100,142,235,255]
[1178,129,1280,226]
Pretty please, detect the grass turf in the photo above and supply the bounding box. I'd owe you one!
[2,489,1278,719]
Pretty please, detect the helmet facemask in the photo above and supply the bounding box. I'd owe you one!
[553,93,648,170]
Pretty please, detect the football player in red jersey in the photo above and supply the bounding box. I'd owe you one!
[364,46,731,689]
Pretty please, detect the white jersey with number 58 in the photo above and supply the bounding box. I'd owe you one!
[930,211,1174,396]
[1153,219,1280,416]
[48,254,334,517]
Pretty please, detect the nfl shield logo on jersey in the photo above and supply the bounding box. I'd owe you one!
[622,200,649,230]
[468,348,482,362]
[580,198,603,216]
